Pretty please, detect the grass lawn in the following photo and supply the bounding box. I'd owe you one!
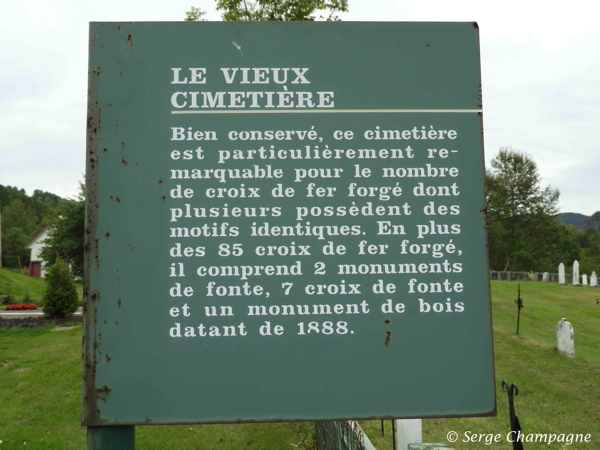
[0,268,83,306]
[0,325,313,449]
[0,281,598,449]
[362,281,600,449]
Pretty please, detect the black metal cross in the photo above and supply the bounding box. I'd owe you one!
[515,284,524,335]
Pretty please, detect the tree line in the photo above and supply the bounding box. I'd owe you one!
[0,185,62,269]
[486,148,599,274]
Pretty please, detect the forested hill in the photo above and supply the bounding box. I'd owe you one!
[559,211,600,231]
[0,185,64,268]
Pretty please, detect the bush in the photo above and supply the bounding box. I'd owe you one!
[43,258,78,318]
[1,295,15,305]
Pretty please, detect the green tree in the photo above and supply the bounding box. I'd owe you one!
[40,186,85,278]
[186,0,348,22]
[0,185,58,227]
[43,257,78,318]
[31,189,63,208]
[485,147,569,272]
[1,185,62,268]
[184,6,206,21]
[569,226,600,275]
[1,199,37,268]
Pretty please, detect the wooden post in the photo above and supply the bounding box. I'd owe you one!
[395,419,422,450]
[88,426,135,450]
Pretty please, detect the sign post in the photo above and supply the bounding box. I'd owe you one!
[84,21,495,433]
[88,426,135,450]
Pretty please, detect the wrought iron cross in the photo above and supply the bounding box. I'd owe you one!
[515,284,524,335]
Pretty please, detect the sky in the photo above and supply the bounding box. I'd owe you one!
[1,0,599,215]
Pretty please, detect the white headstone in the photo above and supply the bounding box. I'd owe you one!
[556,318,575,357]
[591,271,597,287]
[572,260,580,285]
[582,274,588,286]
[558,263,565,284]
[543,272,549,282]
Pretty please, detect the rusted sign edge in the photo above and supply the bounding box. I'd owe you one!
[475,21,497,415]
[79,409,497,427]
[82,22,105,426]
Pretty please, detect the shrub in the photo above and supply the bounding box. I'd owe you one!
[43,258,78,318]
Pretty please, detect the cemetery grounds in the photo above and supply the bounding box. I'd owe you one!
[0,280,598,449]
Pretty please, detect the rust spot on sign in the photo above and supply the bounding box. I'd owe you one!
[384,331,392,346]
[96,385,112,402]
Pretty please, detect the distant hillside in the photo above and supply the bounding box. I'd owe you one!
[558,211,600,232]
[585,211,600,231]
[559,212,589,227]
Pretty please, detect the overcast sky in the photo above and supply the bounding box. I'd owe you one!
[1,0,598,215]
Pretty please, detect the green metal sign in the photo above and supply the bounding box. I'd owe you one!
[83,22,495,426]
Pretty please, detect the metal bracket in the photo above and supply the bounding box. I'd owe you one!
[502,381,524,450]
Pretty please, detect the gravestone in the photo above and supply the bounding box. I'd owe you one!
[543,272,549,282]
[590,272,597,287]
[558,263,565,284]
[582,274,588,286]
[556,318,575,357]
[573,261,580,286]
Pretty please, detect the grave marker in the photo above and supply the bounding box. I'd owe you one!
[573,260,580,285]
[558,263,565,285]
[556,318,575,357]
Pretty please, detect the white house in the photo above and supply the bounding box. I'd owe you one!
[24,226,50,278]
